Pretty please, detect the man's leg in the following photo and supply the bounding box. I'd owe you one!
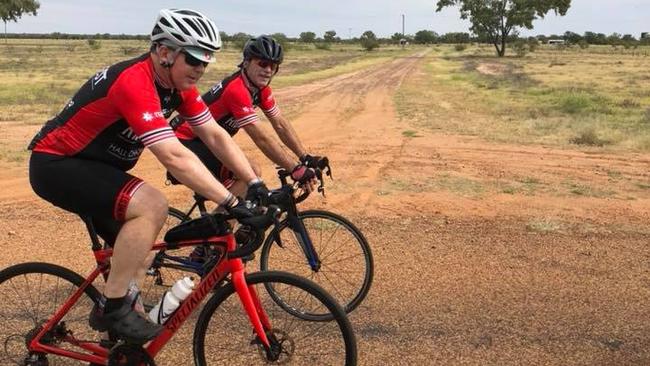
[103,184,168,298]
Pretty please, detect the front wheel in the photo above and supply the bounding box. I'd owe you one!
[193,271,357,365]
[0,262,102,365]
[260,210,373,317]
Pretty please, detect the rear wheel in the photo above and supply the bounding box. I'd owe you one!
[193,271,357,365]
[0,262,102,365]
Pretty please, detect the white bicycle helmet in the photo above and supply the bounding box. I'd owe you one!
[151,8,221,63]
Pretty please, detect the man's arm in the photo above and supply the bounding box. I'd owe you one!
[149,139,235,206]
[267,114,307,159]
[243,121,297,171]
[191,120,258,184]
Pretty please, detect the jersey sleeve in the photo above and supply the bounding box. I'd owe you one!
[109,72,175,147]
[260,86,280,118]
[177,86,212,128]
[223,86,259,128]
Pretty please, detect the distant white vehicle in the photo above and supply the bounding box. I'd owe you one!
[548,39,566,45]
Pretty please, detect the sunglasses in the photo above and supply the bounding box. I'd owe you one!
[257,60,279,70]
[181,50,209,68]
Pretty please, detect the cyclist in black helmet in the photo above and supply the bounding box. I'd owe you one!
[171,35,328,200]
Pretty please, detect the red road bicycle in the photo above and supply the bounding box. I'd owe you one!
[0,206,357,365]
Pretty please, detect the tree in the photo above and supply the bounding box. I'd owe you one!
[435,0,571,57]
[359,30,379,51]
[0,0,40,43]
[323,30,338,42]
[299,31,316,43]
[563,31,582,44]
[414,30,439,44]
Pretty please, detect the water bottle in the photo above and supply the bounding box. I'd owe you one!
[148,277,195,324]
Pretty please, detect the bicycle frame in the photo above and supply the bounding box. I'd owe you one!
[26,233,274,364]
[180,184,323,273]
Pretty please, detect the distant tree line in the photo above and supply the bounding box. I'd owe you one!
[4,30,650,48]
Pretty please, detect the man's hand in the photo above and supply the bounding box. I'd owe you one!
[291,164,317,193]
[245,181,270,206]
[300,154,329,170]
[226,199,272,232]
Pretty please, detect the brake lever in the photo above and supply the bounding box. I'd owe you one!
[271,206,283,248]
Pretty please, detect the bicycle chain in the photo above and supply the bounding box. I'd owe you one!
[107,343,156,366]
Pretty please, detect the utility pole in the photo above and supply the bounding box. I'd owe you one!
[402,14,405,37]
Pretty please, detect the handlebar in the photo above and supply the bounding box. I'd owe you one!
[225,204,281,259]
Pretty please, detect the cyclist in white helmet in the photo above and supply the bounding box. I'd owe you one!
[28,9,270,343]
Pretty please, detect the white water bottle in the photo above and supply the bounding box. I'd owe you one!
[148,277,195,324]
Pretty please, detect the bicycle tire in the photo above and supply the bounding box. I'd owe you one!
[193,271,357,366]
[0,262,102,366]
[259,210,373,318]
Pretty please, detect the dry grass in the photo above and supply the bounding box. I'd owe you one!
[395,44,650,151]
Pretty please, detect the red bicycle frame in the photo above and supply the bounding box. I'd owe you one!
[26,232,273,365]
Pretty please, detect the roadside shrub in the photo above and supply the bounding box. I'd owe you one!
[513,40,528,57]
[65,44,77,52]
[569,129,609,147]
[527,38,539,52]
[578,40,589,49]
[87,39,101,50]
[360,31,379,51]
[454,44,466,52]
[121,46,140,55]
[314,42,331,50]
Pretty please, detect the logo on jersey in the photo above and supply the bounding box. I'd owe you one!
[209,82,223,95]
[142,111,165,122]
[119,127,140,143]
[107,143,143,161]
[92,67,109,89]
[242,106,255,114]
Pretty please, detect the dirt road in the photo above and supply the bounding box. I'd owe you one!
[1,50,649,365]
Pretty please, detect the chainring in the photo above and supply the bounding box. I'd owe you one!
[108,344,156,366]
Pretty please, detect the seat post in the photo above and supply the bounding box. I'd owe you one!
[81,217,104,251]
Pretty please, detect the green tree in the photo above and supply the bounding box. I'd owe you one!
[435,0,571,57]
[299,31,316,43]
[323,30,338,42]
[414,30,439,44]
[0,0,40,43]
[359,30,379,51]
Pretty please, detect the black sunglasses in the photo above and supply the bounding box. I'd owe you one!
[181,50,209,68]
[257,60,279,70]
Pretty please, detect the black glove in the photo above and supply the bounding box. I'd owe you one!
[226,199,272,232]
[245,181,270,206]
[291,165,317,184]
[300,154,329,170]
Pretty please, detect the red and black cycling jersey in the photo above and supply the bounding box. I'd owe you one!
[171,70,280,139]
[28,53,212,171]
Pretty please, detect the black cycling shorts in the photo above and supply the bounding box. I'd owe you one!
[176,138,236,188]
[29,152,144,246]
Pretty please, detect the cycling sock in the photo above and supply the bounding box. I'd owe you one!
[104,296,126,314]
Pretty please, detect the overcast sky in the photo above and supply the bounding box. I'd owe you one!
[6,0,650,39]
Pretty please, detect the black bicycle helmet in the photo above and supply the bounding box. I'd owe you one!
[242,35,284,64]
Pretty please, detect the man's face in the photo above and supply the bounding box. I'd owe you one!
[245,57,279,88]
[169,49,210,90]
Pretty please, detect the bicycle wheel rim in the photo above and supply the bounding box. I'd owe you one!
[0,262,101,366]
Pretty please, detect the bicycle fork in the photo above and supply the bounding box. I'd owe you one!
[231,267,280,360]
[288,215,322,271]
